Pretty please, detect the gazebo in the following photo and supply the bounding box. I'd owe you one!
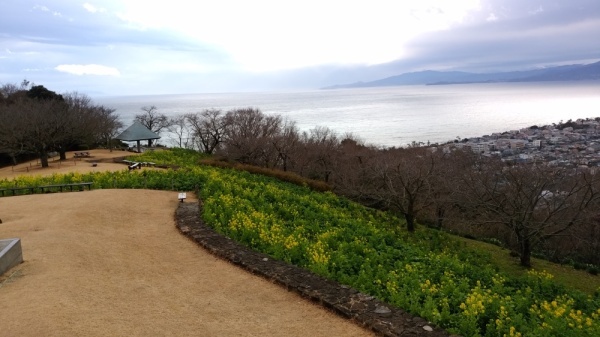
[115,121,160,153]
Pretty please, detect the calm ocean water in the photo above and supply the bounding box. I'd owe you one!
[95,81,600,148]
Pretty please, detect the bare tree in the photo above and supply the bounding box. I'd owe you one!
[221,108,282,167]
[271,119,301,171]
[0,85,70,167]
[134,106,171,146]
[0,95,28,165]
[0,83,22,101]
[186,109,227,154]
[55,92,97,160]
[569,214,600,265]
[167,114,192,149]
[427,149,478,229]
[456,161,600,267]
[334,138,379,201]
[334,146,439,232]
[298,126,340,182]
[375,148,438,232]
[95,106,123,151]
[0,83,122,164]
[19,98,67,167]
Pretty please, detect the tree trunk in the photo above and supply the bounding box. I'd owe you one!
[436,207,445,229]
[519,237,532,268]
[40,152,49,168]
[281,154,288,171]
[405,213,416,232]
[59,149,67,161]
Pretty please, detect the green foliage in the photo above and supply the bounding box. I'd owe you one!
[132,148,206,168]
[26,85,64,101]
[199,158,332,192]
[2,148,598,337]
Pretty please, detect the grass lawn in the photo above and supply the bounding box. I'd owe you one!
[455,236,600,294]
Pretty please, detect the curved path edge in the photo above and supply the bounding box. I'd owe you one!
[176,202,457,337]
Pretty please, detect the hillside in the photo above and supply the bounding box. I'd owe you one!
[2,148,599,337]
[145,150,600,337]
[322,61,600,89]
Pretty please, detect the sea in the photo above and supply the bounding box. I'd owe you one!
[94,81,600,148]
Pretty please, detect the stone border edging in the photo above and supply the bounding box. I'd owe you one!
[176,202,457,337]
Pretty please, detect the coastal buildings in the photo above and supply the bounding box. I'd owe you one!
[438,118,600,168]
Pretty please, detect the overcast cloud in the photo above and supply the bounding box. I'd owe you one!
[1,0,598,96]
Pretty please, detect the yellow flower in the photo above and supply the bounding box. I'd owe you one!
[507,326,522,337]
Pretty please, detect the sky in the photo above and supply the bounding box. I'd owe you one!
[1,0,599,96]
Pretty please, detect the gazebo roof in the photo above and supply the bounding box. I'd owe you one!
[115,121,160,141]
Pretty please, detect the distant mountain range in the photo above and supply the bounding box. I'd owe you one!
[322,61,600,89]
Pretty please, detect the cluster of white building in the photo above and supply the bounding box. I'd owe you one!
[439,118,600,169]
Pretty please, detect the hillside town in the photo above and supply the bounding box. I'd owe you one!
[439,118,600,170]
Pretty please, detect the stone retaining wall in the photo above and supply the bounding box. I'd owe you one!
[176,202,457,337]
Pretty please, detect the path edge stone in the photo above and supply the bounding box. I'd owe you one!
[176,202,458,337]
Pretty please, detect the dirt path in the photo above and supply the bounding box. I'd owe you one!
[0,149,137,179]
[0,152,373,337]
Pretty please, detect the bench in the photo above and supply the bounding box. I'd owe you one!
[128,162,141,170]
[74,152,90,158]
[178,192,187,203]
